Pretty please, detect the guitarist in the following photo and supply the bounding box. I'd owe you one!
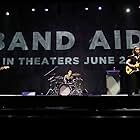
[126,46,140,95]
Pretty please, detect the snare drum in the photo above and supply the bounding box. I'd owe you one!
[59,84,72,96]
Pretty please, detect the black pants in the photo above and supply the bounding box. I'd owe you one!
[129,72,140,95]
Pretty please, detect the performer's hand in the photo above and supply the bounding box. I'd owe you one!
[135,63,139,68]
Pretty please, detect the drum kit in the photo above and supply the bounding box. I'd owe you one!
[46,73,84,96]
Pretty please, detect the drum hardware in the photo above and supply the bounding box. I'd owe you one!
[58,79,84,96]
[58,84,72,96]
[46,75,64,96]
[43,67,84,96]
[46,77,60,96]
[70,89,83,96]
[44,66,58,77]
[49,79,57,83]
[45,70,85,96]
[46,86,58,96]
[48,76,55,81]
[55,76,64,79]
[72,73,81,76]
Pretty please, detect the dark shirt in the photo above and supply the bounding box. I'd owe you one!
[127,55,140,65]
[64,75,73,83]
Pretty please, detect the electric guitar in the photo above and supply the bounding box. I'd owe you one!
[126,62,140,75]
[0,66,10,71]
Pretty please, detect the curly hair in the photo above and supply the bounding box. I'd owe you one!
[132,46,140,55]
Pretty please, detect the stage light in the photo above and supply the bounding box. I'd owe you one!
[98,6,102,10]
[85,7,88,11]
[126,8,131,13]
[139,5,140,8]
[5,12,9,16]
[32,8,36,12]
[96,116,103,118]
[8,115,13,118]
[44,8,49,12]
[120,116,128,118]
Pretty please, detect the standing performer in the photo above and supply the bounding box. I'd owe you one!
[126,46,140,95]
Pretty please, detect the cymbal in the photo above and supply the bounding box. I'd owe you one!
[55,76,63,79]
[72,73,81,76]
[48,76,54,81]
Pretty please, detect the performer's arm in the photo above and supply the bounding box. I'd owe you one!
[63,75,67,84]
[126,59,135,68]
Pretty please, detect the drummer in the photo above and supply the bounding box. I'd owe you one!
[63,69,81,84]
[63,69,74,84]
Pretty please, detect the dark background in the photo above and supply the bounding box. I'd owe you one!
[0,0,139,95]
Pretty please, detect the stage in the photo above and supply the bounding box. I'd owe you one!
[0,94,140,118]
[1,0,140,119]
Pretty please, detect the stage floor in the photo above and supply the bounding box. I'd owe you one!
[0,94,128,96]
[0,94,139,118]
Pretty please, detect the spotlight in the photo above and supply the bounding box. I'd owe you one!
[126,8,131,13]
[85,7,88,11]
[139,5,140,8]
[44,8,49,12]
[98,6,102,10]
[32,8,36,12]
[5,12,10,16]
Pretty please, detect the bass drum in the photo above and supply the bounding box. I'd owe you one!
[59,84,71,96]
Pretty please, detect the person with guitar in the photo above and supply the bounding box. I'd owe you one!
[126,46,140,95]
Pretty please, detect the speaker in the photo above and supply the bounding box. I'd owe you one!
[106,69,120,95]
